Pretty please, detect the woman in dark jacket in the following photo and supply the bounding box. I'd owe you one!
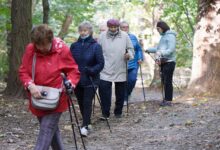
[70,21,104,137]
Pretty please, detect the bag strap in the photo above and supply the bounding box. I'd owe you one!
[32,53,36,81]
[31,53,63,90]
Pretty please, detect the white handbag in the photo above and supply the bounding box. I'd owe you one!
[31,54,62,110]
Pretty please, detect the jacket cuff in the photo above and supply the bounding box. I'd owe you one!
[24,81,34,90]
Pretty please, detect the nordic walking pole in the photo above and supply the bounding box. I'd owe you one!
[145,52,165,101]
[92,96,95,116]
[159,67,165,101]
[125,49,129,115]
[61,73,87,150]
[89,77,112,133]
[139,64,147,103]
[66,94,78,150]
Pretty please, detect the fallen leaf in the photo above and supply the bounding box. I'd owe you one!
[185,120,193,126]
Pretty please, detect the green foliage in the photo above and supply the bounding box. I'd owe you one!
[160,0,197,67]
[0,0,10,80]
[0,0,198,80]
[33,0,95,41]
[0,50,8,80]
[91,0,149,36]
[176,46,192,68]
[0,0,10,50]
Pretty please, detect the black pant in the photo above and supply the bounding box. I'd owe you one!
[98,80,126,117]
[74,86,96,127]
[160,62,176,101]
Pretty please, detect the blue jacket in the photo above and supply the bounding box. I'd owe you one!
[128,33,143,69]
[70,36,104,86]
[147,30,176,62]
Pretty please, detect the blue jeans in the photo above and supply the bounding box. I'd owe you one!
[124,67,139,101]
[98,80,126,117]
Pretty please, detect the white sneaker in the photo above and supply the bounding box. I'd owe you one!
[80,127,88,137]
[99,116,109,121]
[124,101,128,106]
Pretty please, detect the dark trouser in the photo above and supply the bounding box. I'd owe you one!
[35,113,64,150]
[160,62,176,101]
[99,80,126,117]
[125,67,139,100]
[74,85,96,127]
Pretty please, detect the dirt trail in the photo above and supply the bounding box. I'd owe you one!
[0,88,220,150]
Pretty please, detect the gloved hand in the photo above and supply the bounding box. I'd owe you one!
[28,83,41,99]
[156,51,162,57]
[155,58,162,66]
[145,49,150,53]
[64,80,73,94]
[85,67,94,76]
[124,53,130,60]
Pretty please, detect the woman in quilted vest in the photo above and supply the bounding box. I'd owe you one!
[70,21,104,137]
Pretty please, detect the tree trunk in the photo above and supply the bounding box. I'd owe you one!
[188,0,220,95]
[58,14,73,40]
[4,0,32,97]
[149,5,163,89]
[42,0,49,24]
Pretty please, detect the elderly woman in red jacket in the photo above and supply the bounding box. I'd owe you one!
[19,24,80,150]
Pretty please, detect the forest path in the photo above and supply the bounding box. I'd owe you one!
[0,87,219,150]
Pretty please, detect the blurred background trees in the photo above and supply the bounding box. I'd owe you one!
[0,0,206,96]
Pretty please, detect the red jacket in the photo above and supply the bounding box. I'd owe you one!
[19,38,80,117]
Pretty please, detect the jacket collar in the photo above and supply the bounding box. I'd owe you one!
[77,35,96,43]
[106,30,122,39]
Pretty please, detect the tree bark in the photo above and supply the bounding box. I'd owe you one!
[188,0,220,95]
[58,14,73,40]
[42,0,49,24]
[4,0,32,97]
[149,5,163,89]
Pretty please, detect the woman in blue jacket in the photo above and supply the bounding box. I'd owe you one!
[120,21,144,105]
[146,21,176,106]
[70,21,104,136]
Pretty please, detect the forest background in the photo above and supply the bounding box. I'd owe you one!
[0,0,197,95]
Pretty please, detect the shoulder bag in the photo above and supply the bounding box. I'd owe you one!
[31,53,62,110]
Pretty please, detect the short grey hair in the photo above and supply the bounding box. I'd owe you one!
[78,21,93,34]
[120,21,129,27]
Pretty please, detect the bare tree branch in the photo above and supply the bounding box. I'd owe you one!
[58,14,73,40]
[183,0,195,34]
[173,18,193,47]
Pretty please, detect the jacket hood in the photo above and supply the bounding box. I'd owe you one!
[35,38,64,55]
[165,30,177,36]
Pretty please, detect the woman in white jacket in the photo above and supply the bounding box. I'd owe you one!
[98,19,134,118]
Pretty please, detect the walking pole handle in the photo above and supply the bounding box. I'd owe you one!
[61,73,73,94]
